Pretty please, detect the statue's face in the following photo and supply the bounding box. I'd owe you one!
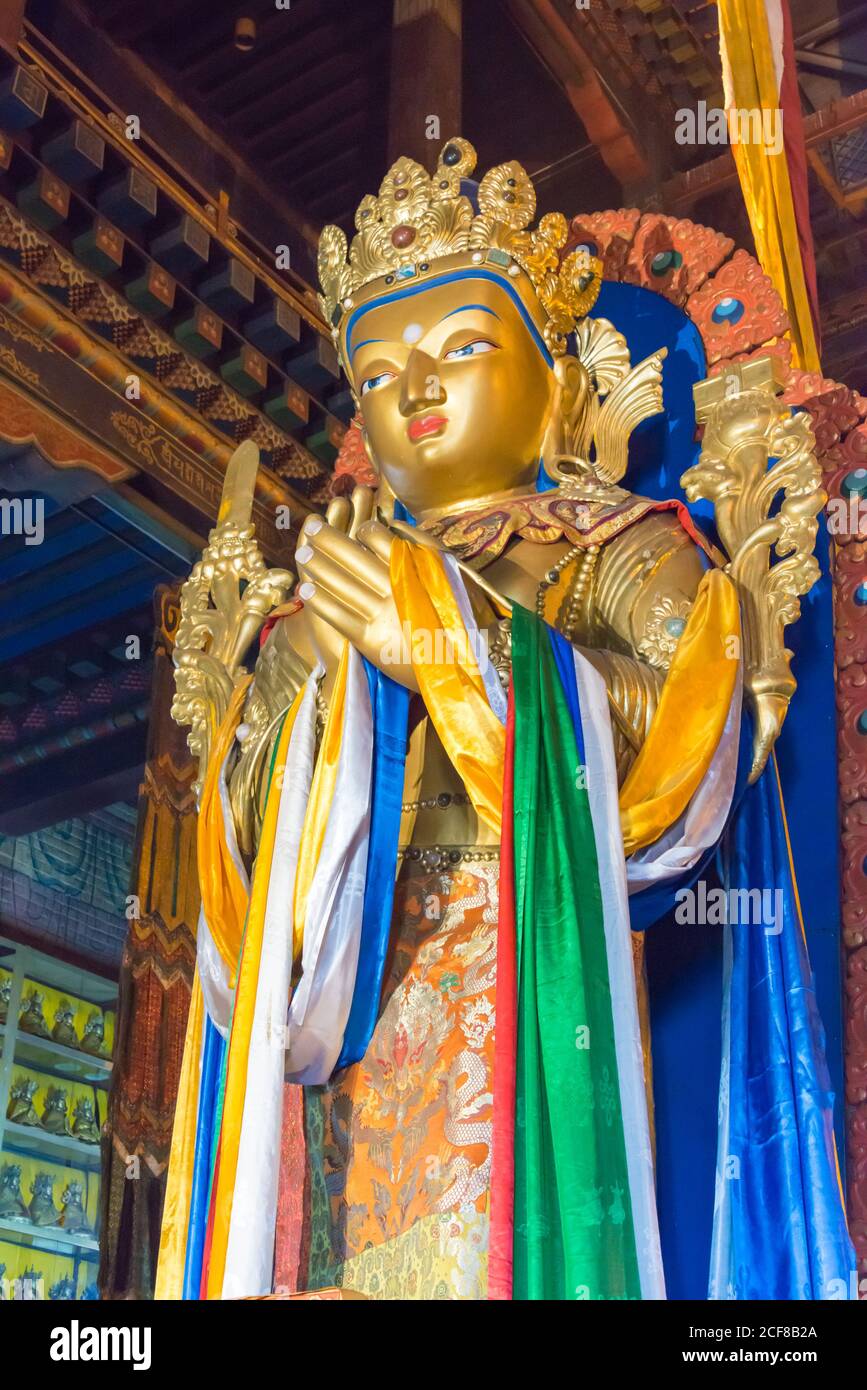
[343,269,557,517]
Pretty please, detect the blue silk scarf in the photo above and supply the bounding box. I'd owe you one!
[710,760,856,1298]
[335,661,409,1070]
[182,1017,226,1299]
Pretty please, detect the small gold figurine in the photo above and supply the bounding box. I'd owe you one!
[52,998,79,1050]
[29,1172,61,1227]
[0,974,10,1024]
[41,1085,72,1136]
[7,1075,40,1126]
[0,1162,28,1220]
[72,1095,101,1145]
[59,1179,92,1234]
[79,1009,106,1056]
[19,988,51,1039]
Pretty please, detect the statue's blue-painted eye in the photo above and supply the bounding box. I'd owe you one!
[361,371,396,395]
[443,339,496,361]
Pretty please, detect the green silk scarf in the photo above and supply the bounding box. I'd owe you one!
[511,605,641,1300]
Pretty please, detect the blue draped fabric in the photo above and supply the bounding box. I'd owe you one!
[629,710,754,933]
[588,278,847,1295]
[335,661,409,1070]
[711,761,856,1299]
[393,498,416,526]
[548,627,585,763]
[182,1016,226,1300]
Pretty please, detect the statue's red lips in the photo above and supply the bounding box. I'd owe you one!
[407,414,447,441]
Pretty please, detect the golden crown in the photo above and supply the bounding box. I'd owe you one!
[318,137,603,358]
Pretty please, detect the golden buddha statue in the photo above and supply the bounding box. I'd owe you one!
[29,1172,60,1227]
[19,989,51,1039]
[7,1076,39,1127]
[79,1010,106,1056]
[60,1180,92,1234]
[52,999,79,1050]
[41,1085,72,1137]
[0,1162,27,1221]
[165,139,833,1302]
[72,1096,101,1145]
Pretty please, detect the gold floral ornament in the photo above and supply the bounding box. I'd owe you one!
[685,355,825,782]
[171,439,294,799]
[639,595,695,670]
[318,138,603,358]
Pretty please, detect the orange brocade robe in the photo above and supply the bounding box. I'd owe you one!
[277,860,498,1300]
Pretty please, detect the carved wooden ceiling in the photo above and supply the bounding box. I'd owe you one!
[62,0,866,389]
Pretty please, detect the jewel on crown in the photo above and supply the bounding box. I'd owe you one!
[318,137,603,357]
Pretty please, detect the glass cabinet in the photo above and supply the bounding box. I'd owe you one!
[0,934,115,1301]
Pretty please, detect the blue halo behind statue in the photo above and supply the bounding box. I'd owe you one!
[592,279,713,527]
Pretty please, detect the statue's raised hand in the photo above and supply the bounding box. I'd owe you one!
[294,486,420,691]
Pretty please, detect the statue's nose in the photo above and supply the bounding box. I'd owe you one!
[399,347,445,416]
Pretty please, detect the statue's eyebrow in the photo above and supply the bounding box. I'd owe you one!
[351,337,385,362]
[439,304,500,321]
[351,306,499,361]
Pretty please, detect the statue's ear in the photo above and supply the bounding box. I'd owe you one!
[540,354,591,479]
[555,354,589,420]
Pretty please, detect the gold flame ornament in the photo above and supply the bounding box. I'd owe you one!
[318,137,603,358]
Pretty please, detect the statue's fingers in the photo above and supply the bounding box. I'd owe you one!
[300,519,390,597]
[356,518,393,565]
[298,583,365,647]
[349,485,376,539]
[326,496,352,533]
[295,545,378,619]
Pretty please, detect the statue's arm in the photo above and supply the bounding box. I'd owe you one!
[590,512,705,665]
[563,514,706,779]
[227,614,312,858]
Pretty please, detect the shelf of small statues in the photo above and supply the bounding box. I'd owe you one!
[0,981,115,1070]
[4,1120,102,1171]
[0,1160,99,1258]
[0,1022,112,1084]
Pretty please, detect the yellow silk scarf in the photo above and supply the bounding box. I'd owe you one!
[619,568,741,855]
[717,0,819,372]
[154,972,204,1300]
[205,690,303,1300]
[197,676,252,983]
[292,645,348,961]
[390,539,505,834]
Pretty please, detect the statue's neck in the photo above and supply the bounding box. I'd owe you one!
[413,482,542,527]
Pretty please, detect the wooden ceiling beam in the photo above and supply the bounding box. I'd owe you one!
[663,87,867,210]
[270,112,372,176]
[307,177,364,224]
[232,45,385,143]
[189,3,331,89]
[213,14,376,111]
[94,0,206,49]
[248,76,372,156]
[150,6,266,69]
[28,1,322,253]
[284,145,364,199]
[0,0,25,57]
[505,0,653,189]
